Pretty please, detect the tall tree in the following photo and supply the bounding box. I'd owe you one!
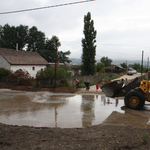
[27,26,45,52]
[81,12,97,75]
[100,57,112,67]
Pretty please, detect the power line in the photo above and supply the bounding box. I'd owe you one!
[101,43,150,49]
[0,0,95,15]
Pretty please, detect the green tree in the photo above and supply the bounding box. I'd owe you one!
[96,62,105,73]
[100,57,112,67]
[120,62,127,69]
[39,36,71,64]
[0,24,71,64]
[0,24,28,50]
[58,50,71,64]
[27,26,45,52]
[81,12,97,75]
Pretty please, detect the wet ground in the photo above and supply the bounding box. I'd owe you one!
[1,89,150,129]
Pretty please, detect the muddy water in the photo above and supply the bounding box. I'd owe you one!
[0,89,150,128]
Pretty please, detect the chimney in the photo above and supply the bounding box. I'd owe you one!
[16,43,18,51]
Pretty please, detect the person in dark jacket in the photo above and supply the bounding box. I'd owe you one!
[84,82,91,91]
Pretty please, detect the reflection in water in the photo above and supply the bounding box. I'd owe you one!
[116,98,119,107]
[101,95,118,106]
[1,89,150,128]
[80,95,95,127]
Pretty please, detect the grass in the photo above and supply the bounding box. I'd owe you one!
[141,129,149,144]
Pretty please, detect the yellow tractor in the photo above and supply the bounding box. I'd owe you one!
[100,77,150,110]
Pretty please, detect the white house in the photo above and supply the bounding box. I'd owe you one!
[0,48,49,78]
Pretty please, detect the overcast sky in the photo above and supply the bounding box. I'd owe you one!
[0,0,150,62]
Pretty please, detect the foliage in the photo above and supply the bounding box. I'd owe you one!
[37,35,71,64]
[59,78,69,87]
[10,69,31,79]
[27,26,45,52]
[96,62,105,73]
[100,57,112,67]
[0,24,72,64]
[0,24,28,50]
[0,68,11,77]
[141,129,149,144]
[36,68,71,80]
[129,63,147,73]
[120,62,127,69]
[81,12,97,75]
[103,74,118,80]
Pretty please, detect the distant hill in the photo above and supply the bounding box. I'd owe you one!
[69,58,147,66]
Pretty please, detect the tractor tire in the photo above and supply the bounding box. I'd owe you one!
[124,90,145,110]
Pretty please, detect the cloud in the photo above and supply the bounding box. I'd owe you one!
[0,0,150,62]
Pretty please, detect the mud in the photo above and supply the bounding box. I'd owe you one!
[0,83,150,149]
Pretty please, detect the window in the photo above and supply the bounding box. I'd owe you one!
[32,67,35,70]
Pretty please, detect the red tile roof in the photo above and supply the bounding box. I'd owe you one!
[0,48,49,65]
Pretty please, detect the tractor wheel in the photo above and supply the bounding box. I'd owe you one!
[124,90,145,110]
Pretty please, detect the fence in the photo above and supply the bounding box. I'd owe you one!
[1,72,150,87]
[0,77,19,84]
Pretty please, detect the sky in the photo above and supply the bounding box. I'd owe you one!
[0,0,150,62]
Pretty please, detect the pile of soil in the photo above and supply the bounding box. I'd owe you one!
[0,123,150,150]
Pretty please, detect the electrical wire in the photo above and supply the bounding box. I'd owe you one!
[0,0,95,15]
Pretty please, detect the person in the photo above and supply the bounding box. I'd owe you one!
[96,83,99,92]
[124,78,129,86]
[74,79,79,89]
[84,81,91,91]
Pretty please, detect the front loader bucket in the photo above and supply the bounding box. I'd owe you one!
[100,80,124,97]
[100,77,140,98]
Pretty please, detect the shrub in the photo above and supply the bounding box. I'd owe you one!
[10,69,31,79]
[0,68,11,77]
[36,68,71,80]
[59,79,69,87]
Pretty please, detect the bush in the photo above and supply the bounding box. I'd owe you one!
[0,68,11,77]
[96,62,105,73]
[36,68,71,80]
[59,79,69,87]
[10,69,31,79]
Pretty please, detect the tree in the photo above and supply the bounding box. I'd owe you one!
[100,57,112,67]
[120,62,127,69]
[39,36,71,64]
[0,24,71,64]
[81,12,97,75]
[27,26,45,52]
[96,62,105,73]
[0,24,28,50]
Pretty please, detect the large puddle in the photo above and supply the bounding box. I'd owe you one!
[0,89,150,128]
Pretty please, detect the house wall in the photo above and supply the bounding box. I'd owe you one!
[0,55,11,70]
[11,65,47,78]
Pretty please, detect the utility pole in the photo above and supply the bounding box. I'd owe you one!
[54,39,58,88]
[126,60,127,72]
[147,57,149,72]
[141,51,144,75]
